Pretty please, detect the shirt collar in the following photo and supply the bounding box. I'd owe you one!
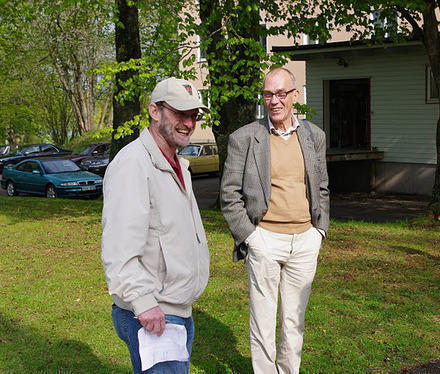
[268,114,300,136]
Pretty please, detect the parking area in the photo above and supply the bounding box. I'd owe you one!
[191,177,430,222]
[1,174,430,222]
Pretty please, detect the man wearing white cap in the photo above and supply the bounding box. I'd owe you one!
[102,77,210,373]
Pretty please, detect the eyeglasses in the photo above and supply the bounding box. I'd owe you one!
[158,103,204,121]
[262,88,296,101]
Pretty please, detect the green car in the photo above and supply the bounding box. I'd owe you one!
[1,158,103,198]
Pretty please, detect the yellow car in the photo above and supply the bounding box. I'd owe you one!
[178,143,219,175]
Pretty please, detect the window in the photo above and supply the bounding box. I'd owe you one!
[41,145,57,153]
[95,145,106,154]
[178,145,201,156]
[204,145,215,155]
[17,161,40,172]
[23,145,40,154]
[41,159,80,174]
[302,33,319,45]
[198,89,210,108]
[17,162,32,172]
[28,161,41,173]
[370,10,398,38]
[426,65,439,103]
[197,35,207,62]
[255,94,266,120]
[260,24,267,53]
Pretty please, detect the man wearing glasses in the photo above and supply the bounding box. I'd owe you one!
[221,67,329,374]
[102,77,210,373]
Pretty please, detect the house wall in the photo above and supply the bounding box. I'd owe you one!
[189,25,352,142]
[304,44,438,195]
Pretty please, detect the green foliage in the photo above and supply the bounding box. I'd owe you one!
[96,0,197,140]
[63,129,112,153]
[0,0,114,144]
[294,102,316,118]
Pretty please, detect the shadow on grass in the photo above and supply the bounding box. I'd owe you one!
[0,312,128,373]
[391,245,440,262]
[401,360,440,373]
[191,310,252,374]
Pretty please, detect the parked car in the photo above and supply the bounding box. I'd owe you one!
[0,144,72,173]
[79,150,110,177]
[1,158,103,198]
[0,145,11,157]
[178,142,219,175]
[68,142,110,165]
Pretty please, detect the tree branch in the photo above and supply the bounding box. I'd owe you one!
[395,5,424,41]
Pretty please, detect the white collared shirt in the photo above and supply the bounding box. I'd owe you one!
[268,115,300,140]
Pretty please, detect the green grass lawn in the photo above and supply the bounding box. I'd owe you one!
[0,196,439,373]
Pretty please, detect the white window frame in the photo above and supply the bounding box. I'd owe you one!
[260,24,267,53]
[369,10,399,38]
[197,35,207,62]
[198,89,211,108]
[426,65,439,103]
[255,94,266,120]
[302,33,319,46]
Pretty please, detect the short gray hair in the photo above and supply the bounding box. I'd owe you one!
[263,67,296,89]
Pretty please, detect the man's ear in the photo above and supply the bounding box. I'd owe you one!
[149,103,161,122]
[292,89,300,103]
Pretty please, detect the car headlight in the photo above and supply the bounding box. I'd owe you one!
[60,181,79,186]
[94,179,103,184]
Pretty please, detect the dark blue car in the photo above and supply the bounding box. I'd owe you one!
[0,143,72,173]
[1,158,103,198]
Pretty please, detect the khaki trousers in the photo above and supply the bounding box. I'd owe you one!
[246,226,322,374]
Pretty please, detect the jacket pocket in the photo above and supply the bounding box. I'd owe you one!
[158,235,196,306]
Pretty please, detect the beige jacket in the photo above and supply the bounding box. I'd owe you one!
[101,128,209,317]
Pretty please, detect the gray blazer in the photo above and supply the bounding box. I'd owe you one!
[220,118,330,261]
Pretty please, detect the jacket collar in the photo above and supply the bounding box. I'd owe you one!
[139,127,190,194]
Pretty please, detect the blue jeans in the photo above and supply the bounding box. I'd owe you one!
[111,304,194,374]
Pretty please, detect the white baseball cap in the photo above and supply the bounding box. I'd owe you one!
[151,77,210,113]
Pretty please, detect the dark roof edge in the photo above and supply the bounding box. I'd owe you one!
[272,37,422,55]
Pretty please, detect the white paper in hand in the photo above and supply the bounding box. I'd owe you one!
[138,323,189,371]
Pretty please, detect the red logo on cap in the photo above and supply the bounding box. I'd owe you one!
[183,84,193,96]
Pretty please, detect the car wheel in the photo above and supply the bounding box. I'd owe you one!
[6,181,17,197]
[46,184,57,198]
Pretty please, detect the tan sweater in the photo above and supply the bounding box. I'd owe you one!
[259,132,312,234]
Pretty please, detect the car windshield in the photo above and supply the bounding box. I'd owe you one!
[75,145,95,155]
[6,145,29,156]
[178,145,201,156]
[41,159,81,174]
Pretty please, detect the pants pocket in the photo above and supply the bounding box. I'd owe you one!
[111,304,129,344]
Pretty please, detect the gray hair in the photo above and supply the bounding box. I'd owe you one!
[263,67,296,89]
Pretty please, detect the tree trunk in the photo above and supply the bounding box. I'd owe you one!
[98,87,113,129]
[421,0,440,218]
[200,0,261,185]
[110,0,141,161]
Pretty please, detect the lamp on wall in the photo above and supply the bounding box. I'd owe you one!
[337,58,348,67]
